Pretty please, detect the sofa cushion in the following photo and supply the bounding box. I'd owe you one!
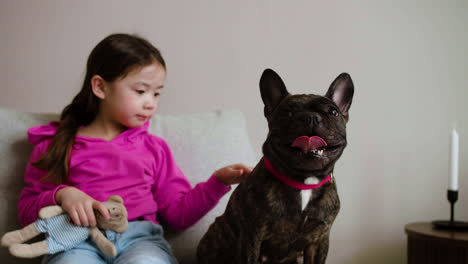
[0,108,257,264]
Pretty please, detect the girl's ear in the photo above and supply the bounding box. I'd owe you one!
[91,75,107,100]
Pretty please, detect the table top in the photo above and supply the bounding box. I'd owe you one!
[405,222,468,242]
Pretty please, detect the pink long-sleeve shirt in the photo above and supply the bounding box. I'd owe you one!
[18,121,231,230]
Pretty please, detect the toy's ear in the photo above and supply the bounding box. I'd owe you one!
[108,195,123,204]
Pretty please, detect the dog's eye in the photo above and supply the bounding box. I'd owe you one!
[329,108,339,117]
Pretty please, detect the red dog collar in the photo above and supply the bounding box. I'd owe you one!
[263,157,332,190]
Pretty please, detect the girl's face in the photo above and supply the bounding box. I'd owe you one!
[99,62,166,129]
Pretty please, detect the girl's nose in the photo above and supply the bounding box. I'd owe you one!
[144,104,152,109]
[144,101,156,110]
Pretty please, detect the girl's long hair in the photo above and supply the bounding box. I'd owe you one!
[33,33,166,184]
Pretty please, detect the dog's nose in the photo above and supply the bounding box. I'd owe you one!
[303,113,322,127]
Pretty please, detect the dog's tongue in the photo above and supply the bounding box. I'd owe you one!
[292,136,327,153]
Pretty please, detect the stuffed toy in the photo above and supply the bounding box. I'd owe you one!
[1,195,128,258]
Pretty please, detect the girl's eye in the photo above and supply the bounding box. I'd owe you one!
[329,107,339,117]
[154,93,160,97]
[135,90,145,95]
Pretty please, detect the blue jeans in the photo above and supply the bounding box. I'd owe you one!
[42,221,178,264]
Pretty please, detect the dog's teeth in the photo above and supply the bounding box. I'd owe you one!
[310,149,324,156]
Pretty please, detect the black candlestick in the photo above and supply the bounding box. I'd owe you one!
[432,190,468,230]
[448,190,457,222]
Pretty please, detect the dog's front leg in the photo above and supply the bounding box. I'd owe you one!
[304,234,329,264]
[237,224,266,264]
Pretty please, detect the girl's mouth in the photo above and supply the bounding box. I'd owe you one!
[136,115,148,121]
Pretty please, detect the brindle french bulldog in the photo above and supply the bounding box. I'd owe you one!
[197,69,354,264]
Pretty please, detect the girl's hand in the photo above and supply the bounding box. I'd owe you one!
[215,163,253,186]
[55,187,110,227]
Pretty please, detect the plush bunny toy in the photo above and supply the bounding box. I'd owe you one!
[1,195,128,258]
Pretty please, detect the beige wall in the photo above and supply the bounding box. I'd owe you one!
[1,1,468,263]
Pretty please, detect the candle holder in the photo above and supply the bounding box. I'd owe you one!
[432,190,468,230]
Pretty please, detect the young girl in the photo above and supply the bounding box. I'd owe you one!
[18,33,252,264]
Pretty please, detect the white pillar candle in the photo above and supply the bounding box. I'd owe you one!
[449,127,459,191]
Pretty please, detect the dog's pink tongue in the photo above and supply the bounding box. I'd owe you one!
[292,136,327,153]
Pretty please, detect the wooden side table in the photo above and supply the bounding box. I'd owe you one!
[405,222,468,264]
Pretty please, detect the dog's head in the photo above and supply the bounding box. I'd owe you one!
[260,69,354,180]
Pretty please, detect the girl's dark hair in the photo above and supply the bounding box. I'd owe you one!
[33,33,166,184]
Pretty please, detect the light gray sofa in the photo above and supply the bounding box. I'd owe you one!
[0,108,257,264]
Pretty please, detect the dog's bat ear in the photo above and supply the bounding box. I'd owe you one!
[325,73,354,119]
[260,69,290,117]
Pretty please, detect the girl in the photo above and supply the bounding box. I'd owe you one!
[18,33,252,264]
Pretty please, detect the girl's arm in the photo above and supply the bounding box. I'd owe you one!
[18,140,110,227]
[17,141,67,226]
[152,137,251,230]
